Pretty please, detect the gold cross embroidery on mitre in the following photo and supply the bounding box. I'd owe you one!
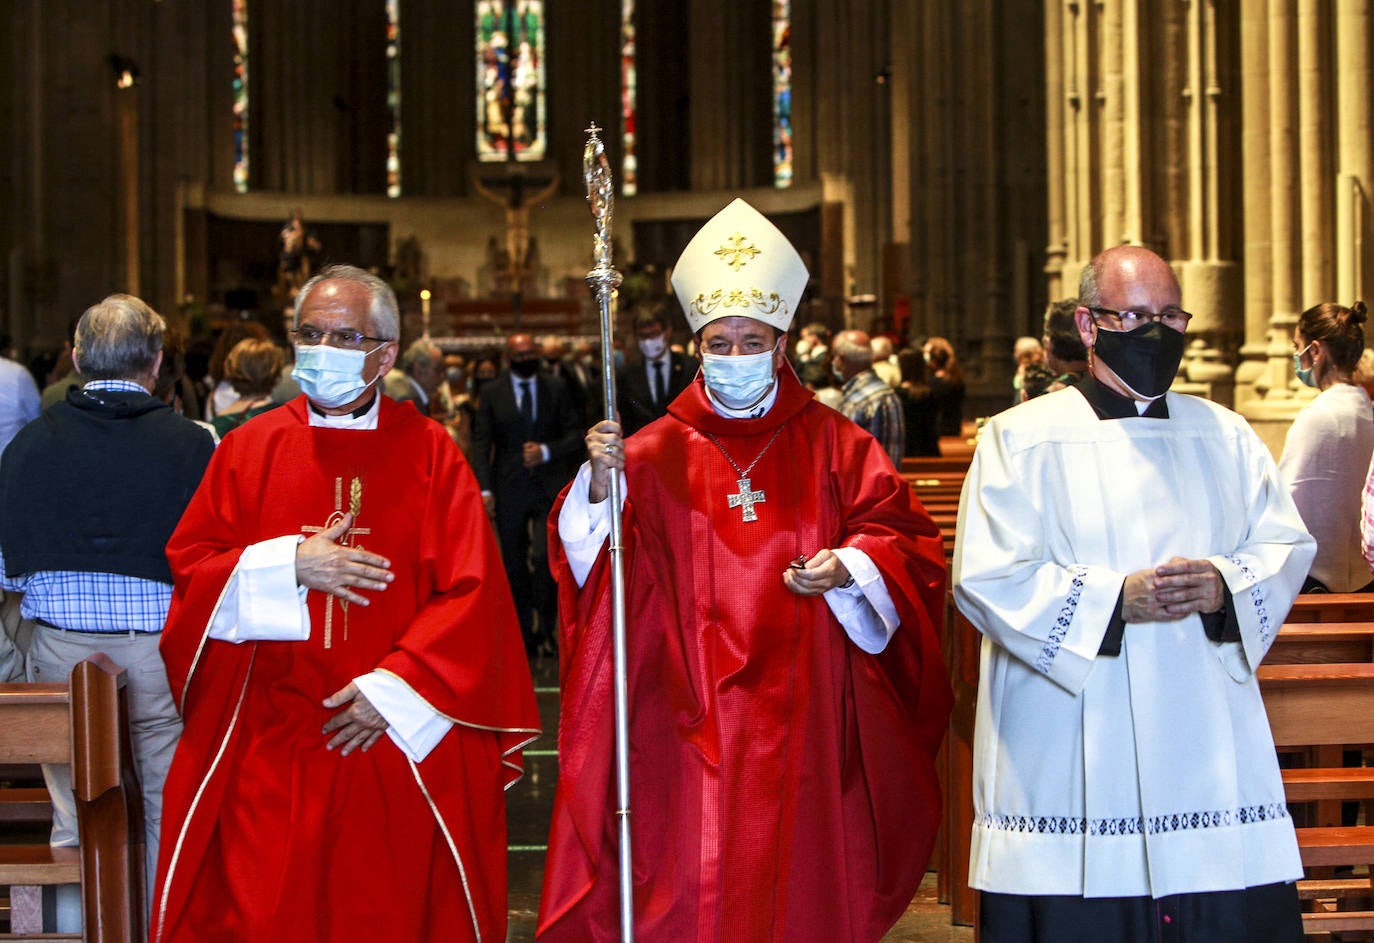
[300,476,370,649]
[714,232,762,271]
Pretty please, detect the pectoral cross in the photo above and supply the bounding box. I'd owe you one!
[301,476,370,648]
[726,477,766,523]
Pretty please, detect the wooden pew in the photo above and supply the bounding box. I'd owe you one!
[1285,594,1374,624]
[1260,662,1374,934]
[1268,623,1374,666]
[0,654,145,943]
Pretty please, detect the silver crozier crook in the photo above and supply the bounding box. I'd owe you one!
[582,123,634,943]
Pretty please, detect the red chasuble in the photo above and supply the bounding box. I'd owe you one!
[151,397,539,943]
[537,371,951,943]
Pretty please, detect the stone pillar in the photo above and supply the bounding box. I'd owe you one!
[1235,4,1272,405]
[1238,0,1307,455]
[1175,0,1242,408]
[1066,0,1094,282]
[1298,0,1334,303]
[1264,0,1301,399]
[1044,0,1069,299]
[1336,0,1372,304]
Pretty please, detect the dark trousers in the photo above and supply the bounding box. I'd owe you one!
[980,881,1303,943]
[495,484,555,654]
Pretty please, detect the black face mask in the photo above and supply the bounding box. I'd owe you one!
[1091,321,1186,399]
[509,358,540,379]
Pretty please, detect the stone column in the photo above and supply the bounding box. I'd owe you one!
[1235,4,1272,404]
[1264,0,1301,399]
[1298,0,1334,303]
[1175,0,1241,408]
[1044,0,1069,299]
[1336,0,1372,304]
[1238,0,1306,455]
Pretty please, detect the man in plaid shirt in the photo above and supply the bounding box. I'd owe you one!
[833,329,905,468]
[0,294,214,930]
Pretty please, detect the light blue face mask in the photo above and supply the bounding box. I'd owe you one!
[292,343,383,409]
[1292,343,1316,388]
[700,341,781,410]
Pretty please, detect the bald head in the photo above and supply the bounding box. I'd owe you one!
[1075,246,1188,401]
[1078,246,1181,314]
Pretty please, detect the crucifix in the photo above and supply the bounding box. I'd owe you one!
[301,476,370,648]
[726,477,766,523]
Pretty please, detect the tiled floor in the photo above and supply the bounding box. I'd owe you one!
[504,657,972,942]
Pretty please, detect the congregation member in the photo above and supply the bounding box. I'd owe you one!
[0,353,39,459]
[898,347,941,456]
[954,245,1317,942]
[616,306,695,435]
[537,199,951,943]
[1010,335,1046,403]
[209,336,285,438]
[1042,297,1089,391]
[382,337,445,417]
[150,265,539,943]
[471,332,582,659]
[38,317,81,409]
[834,328,906,467]
[793,320,831,365]
[1279,301,1374,592]
[0,294,215,929]
[870,334,902,388]
[923,335,966,437]
[542,334,593,426]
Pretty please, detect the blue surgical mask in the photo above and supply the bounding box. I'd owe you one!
[292,344,383,409]
[1292,343,1316,388]
[700,341,781,410]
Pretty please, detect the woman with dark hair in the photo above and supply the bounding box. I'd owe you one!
[923,336,965,438]
[897,348,940,456]
[1279,300,1374,592]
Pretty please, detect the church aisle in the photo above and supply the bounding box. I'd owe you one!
[502,658,972,943]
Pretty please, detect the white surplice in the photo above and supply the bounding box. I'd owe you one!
[953,386,1316,900]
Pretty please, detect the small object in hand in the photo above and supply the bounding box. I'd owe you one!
[788,555,808,570]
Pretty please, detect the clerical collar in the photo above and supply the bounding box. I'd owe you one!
[307,392,379,429]
[1076,373,1169,420]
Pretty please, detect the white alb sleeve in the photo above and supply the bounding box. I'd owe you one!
[825,546,900,654]
[352,671,453,763]
[558,461,627,588]
[207,535,311,643]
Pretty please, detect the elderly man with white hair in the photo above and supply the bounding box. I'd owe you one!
[538,200,951,943]
[150,264,539,943]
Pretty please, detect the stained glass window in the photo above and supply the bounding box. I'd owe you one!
[232,0,249,192]
[620,0,637,195]
[386,0,401,197]
[476,0,547,161]
[772,0,793,188]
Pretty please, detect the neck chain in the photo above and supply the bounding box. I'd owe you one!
[704,424,785,523]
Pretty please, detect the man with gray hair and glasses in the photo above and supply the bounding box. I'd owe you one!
[0,293,216,931]
[150,264,538,943]
[954,245,1316,941]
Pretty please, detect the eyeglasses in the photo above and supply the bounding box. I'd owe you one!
[291,326,391,350]
[1088,306,1193,332]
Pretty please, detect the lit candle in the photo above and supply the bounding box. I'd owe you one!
[420,288,432,339]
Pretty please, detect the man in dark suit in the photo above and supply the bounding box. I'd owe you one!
[617,307,696,436]
[541,334,592,426]
[472,333,582,657]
